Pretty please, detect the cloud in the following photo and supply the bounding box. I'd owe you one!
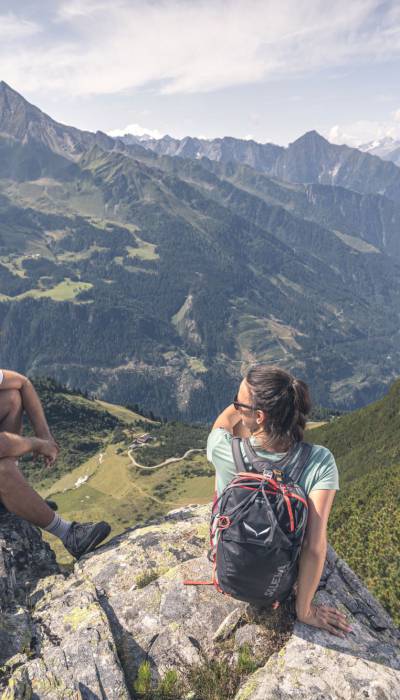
[2,1,400,98]
[0,12,40,40]
[327,112,400,147]
[107,123,165,139]
[56,0,118,21]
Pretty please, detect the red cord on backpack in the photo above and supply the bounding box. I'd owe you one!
[183,514,231,588]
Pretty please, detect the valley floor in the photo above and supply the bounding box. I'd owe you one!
[39,442,213,565]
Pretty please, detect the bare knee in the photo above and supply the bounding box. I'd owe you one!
[2,389,22,414]
[0,456,18,479]
[0,390,23,433]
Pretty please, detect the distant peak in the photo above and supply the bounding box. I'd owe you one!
[0,81,32,108]
[0,80,21,95]
[305,129,324,138]
[290,130,330,148]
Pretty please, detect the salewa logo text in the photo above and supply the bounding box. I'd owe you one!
[264,564,289,597]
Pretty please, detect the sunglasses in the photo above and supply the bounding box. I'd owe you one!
[233,392,256,411]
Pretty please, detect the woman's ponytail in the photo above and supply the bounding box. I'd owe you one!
[245,365,312,445]
[291,378,311,442]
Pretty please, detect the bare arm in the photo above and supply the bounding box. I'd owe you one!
[0,431,58,463]
[295,490,335,615]
[212,404,244,433]
[0,370,30,391]
[0,370,53,439]
[296,489,351,637]
[211,405,243,491]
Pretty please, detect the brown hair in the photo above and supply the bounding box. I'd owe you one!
[245,364,311,445]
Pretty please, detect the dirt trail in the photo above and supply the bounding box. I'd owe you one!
[127,447,205,470]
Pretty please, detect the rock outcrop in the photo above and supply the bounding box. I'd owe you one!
[1,505,399,699]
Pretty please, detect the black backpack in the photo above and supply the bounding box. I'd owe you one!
[208,437,312,607]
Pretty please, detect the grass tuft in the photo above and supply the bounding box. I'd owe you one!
[133,664,184,699]
[135,569,161,589]
[134,661,152,698]
[236,644,259,675]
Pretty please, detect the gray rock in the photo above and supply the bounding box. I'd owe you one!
[234,624,262,649]
[0,609,32,666]
[0,512,58,608]
[0,512,129,699]
[235,546,400,699]
[1,505,399,699]
[214,607,244,642]
[24,574,129,698]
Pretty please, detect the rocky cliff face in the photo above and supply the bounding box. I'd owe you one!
[0,81,114,160]
[0,505,399,699]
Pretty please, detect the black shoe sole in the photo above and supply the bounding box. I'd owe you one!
[46,500,58,511]
[78,522,111,558]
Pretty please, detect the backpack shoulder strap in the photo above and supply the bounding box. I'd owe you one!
[231,437,248,473]
[242,438,273,472]
[235,438,312,478]
[286,442,313,483]
[242,438,300,471]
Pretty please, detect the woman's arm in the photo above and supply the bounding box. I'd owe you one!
[212,404,243,433]
[211,405,247,492]
[296,489,352,638]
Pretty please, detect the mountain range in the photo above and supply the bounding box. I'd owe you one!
[127,130,400,200]
[0,81,400,420]
[358,136,400,167]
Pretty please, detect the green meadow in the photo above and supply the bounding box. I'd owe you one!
[40,443,213,566]
[0,277,93,302]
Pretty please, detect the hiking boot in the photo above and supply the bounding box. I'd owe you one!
[63,521,111,560]
[0,498,58,514]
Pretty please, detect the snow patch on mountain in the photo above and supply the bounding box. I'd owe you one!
[107,123,165,140]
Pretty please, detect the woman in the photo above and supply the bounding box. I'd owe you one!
[207,364,352,639]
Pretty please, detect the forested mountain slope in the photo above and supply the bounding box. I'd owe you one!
[306,379,400,624]
[1,83,400,419]
[21,377,147,484]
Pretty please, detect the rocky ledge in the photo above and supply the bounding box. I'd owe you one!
[0,505,399,699]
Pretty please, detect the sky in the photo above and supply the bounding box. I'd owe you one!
[1,0,400,146]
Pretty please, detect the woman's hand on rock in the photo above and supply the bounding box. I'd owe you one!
[296,603,352,638]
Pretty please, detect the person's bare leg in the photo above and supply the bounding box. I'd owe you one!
[0,389,24,509]
[0,457,54,527]
[0,389,110,556]
[0,389,23,434]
